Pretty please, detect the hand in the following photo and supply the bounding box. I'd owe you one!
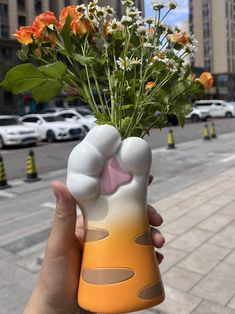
[24,179,165,314]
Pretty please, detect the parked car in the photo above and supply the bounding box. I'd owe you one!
[167,113,179,126]
[193,100,235,118]
[57,109,96,131]
[40,108,64,114]
[21,114,85,142]
[186,108,210,122]
[0,115,39,149]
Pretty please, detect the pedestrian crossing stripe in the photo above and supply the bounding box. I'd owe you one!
[0,190,17,198]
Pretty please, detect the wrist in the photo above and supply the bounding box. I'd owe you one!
[24,284,78,314]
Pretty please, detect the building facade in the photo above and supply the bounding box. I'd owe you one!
[0,0,145,114]
[189,0,235,100]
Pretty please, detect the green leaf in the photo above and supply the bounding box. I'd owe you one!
[0,64,44,93]
[171,80,192,99]
[32,79,62,103]
[61,15,72,51]
[38,62,67,79]
[73,53,95,66]
[120,117,131,135]
[57,48,71,57]
[176,115,185,128]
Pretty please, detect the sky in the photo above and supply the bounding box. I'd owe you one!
[144,0,189,28]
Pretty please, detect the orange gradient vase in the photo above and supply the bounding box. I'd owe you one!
[67,125,165,313]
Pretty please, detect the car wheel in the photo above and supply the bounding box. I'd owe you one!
[191,114,199,122]
[0,136,4,149]
[82,125,90,133]
[46,130,56,142]
[225,112,233,118]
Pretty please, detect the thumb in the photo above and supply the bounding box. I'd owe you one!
[47,181,77,256]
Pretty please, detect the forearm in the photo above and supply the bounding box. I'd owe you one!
[24,285,80,314]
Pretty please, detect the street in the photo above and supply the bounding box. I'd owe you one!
[0,124,235,313]
[1,118,235,181]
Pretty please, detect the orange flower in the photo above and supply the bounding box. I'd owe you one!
[145,82,156,89]
[33,11,59,37]
[71,13,92,36]
[197,72,214,90]
[14,26,36,45]
[169,31,190,45]
[59,5,78,26]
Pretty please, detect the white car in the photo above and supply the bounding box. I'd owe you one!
[57,109,96,132]
[186,108,210,122]
[21,114,85,142]
[193,100,235,118]
[0,115,39,149]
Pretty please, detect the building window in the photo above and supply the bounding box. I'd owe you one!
[0,4,9,38]
[18,15,26,27]
[35,0,42,15]
[17,0,25,11]
[64,0,71,5]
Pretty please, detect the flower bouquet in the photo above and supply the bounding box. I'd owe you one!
[1,0,213,312]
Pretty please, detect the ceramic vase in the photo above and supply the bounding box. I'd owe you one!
[67,124,165,313]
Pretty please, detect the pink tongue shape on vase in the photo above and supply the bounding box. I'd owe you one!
[100,156,132,195]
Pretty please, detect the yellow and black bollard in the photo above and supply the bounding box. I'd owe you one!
[24,150,41,182]
[203,124,210,140]
[0,155,10,189]
[168,129,175,149]
[211,123,217,139]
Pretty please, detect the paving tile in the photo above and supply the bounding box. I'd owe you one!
[177,195,208,209]
[190,271,235,306]
[161,232,176,244]
[178,243,230,275]
[187,202,221,219]
[199,185,227,198]
[208,193,235,207]
[197,213,231,232]
[191,300,235,314]
[15,249,44,273]
[162,266,202,292]
[161,215,203,235]
[161,205,191,224]
[168,228,213,252]
[154,196,182,211]
[227,295,235,310]
[0,273,37,312]
[208,224,235,249]
[0,260,32,289]
[0,248,17,262]
[159,247,188,273]
[209,262,235,282]
[151,285,201,314]
[224,186,235,196]
[219,201,235,216]
[224,249,235,265]
[171,187,202,201]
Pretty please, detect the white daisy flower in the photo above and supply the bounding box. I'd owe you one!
[151,0,165,10]
[126,7,142,18]
[168,1,177,10]
[143,42,155,48]
[121,15,133,25]
[106,5,115,15]
[121,0,135,6]
[131,57,142,65]
[116,57,132,71]
[137,26,147,35]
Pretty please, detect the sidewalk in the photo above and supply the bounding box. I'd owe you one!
[149,167,235,314]
[0,165,235,313]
